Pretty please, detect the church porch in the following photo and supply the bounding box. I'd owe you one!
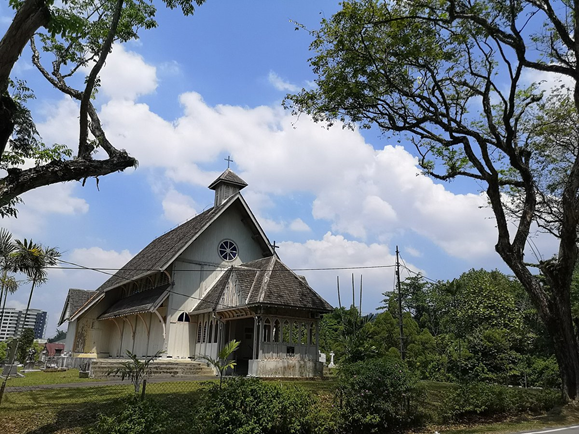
[193,306,323,378]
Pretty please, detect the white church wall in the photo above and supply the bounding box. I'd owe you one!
[106,320,122,357]
[165,205,266,358]
[120,318,133,356]
[64,320,76,353]
[148,312,165,356]
[132,315,149,357]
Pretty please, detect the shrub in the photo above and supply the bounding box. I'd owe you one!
[442,382,563,421]
[336,357,423,433]
[87,395,168,434]
[193,377,324,434]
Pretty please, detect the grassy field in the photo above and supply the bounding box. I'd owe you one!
[4,369,103,387]
[0,371,578,434]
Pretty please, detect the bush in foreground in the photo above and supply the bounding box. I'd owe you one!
[336,358,424,433]
[193,377,327,434]
[442,382,563,421]
[87,395,168,434]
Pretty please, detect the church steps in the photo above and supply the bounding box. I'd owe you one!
[89,359,215,379]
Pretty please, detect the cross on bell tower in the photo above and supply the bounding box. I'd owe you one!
[224,155,233,168]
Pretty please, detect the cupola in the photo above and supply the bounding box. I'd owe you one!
[208,169,248,207]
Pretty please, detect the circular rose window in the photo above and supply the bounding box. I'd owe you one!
[218,239,238,261]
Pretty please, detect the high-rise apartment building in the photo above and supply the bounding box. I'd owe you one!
[0,308,47,341]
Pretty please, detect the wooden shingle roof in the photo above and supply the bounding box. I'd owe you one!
[193,256,332,313]
[96,196,236,294]
[98,283,171,320]
[58,289,97,326]
[208,169,248,190]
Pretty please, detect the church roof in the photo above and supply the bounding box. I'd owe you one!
[98,283,171,320]
[95,202,228,293]
[58,288,97,326]
[193,256,333,313]
[70,193,275,321]
[208,169,248,190]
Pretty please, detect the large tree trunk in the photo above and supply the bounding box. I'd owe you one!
[542,290,579,400]
[0,0,51,159]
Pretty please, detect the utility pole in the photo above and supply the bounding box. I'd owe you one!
[396,246,405,360]
[351,273,355,310]
[336,276,342,309]
[359,275,363,317]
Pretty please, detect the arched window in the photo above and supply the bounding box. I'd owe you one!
[208,321,214,344]
[273,319,281,343]
[282,320,290,343]
[300,322,307,344]
[309,323,316,346]
[214,320,219,343]
[196,324,202,343]
[291,322,300,344]
[263,318,271,342]
[202,321,208,343]
[177,312,190,322]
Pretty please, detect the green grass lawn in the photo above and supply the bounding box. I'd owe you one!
[4,369,103,387]
[1,378,578,434]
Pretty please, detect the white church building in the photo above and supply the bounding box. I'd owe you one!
[59,169,332,377]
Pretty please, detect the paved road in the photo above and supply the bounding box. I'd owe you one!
[517,426,579,434]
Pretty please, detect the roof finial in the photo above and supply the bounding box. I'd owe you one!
[272,241,279,251]
[224,155,233,169]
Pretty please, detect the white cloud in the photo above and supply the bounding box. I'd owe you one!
[280,232,423,313]
[259,217,286,233]
[1,183,88,238]
[268,71,300,92]
[158,60,183,77]
[289,218,311,232]
[94,89,498,260]
[97,45,157,100]
[7,300,26,310]
[405,246,422,258]
[69,247,133,270]
[162,189,198,224]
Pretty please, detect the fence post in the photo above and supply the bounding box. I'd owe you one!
[141,379,147,401]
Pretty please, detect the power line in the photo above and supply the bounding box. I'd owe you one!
[50,261,397,273]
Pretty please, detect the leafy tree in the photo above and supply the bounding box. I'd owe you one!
[0,341,8,363]
[12,239,60,329]
[0,228,18,330]
[196,339,239,389]
[47,328,66,343]
[108,350,163,395]
[0,0,206,216]
[287,0,579,399]
[16,327,35,364]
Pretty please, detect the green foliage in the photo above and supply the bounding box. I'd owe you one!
[193,377,322,434]
[87,395,168,434]
[442,382,563,422]
[107,350,163,394]
[337,358,423,433]
[48,328,67,343]
[196,339,239,388]
[16,328,35,364]
[0,341,7,362]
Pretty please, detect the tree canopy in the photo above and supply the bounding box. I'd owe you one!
[287,0,579,399]
[0,0,206,216]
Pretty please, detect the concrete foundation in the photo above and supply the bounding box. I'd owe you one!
[248,359,323,378]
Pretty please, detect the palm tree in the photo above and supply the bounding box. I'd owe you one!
[12,239,60,331]
[0,240,60,405]
[0,228,17,331]
[197,339,240,389]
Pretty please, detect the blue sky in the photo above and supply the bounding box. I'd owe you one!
[0,0,560,338]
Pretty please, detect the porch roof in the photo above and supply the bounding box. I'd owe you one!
[98,283,171,320]
[193,257,332,314]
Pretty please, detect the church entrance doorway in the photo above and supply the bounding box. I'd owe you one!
[227,317,255,376]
